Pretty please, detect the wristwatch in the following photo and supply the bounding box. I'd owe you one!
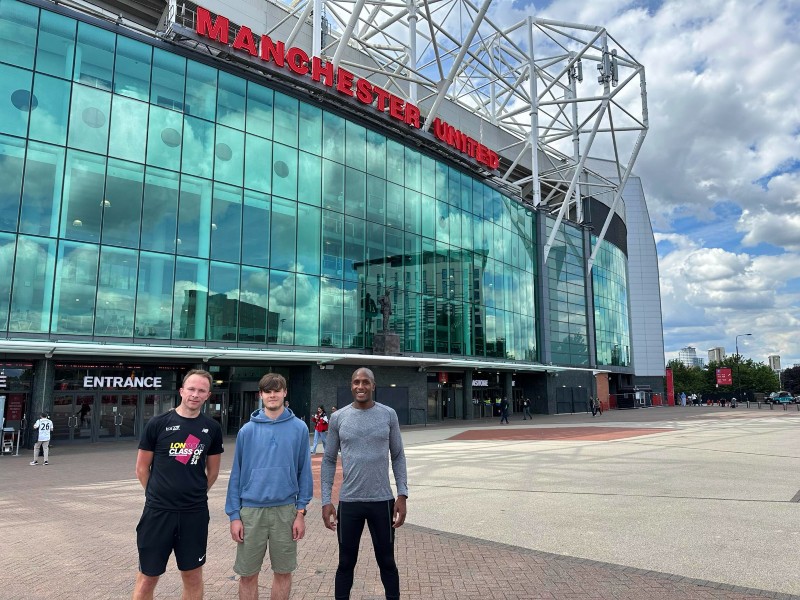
[297,508,307,516]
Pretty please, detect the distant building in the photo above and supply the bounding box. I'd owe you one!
[768,355,781,372]
[708,347,726,364]
[678,346,704,368]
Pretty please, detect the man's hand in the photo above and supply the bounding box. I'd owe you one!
[292,513,306,541]
[392,496,407,528]
[322,503,338,531]
[230,519,244,543]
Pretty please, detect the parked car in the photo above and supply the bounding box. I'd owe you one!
[769,391,793,404]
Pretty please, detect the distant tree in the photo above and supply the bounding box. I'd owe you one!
[779,366,800,395]
[667,359,706,396]
[668,356,780,397]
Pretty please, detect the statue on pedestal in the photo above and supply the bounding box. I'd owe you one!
[378,289,392,332]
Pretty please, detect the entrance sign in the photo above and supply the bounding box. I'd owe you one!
[715,368,732,386]
[473,379,488,387]
[83,376,162,389]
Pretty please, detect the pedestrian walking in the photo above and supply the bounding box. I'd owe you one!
[500,397,510,424]
[311,405,329,454]
[30,412,53,465]
[225,373,312,600]
[522,398,532,420]
[591,396,602,417]
[321,367,408,600]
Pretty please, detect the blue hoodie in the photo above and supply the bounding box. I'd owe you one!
[225,407,313,522]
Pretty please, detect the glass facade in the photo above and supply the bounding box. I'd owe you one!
[592,236,631,366]
[0,0,537,360]
[545,217,589,366]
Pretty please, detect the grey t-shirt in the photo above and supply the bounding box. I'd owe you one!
[321,402,408,505]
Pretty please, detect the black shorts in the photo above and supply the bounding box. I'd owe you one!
[136,506,210,576]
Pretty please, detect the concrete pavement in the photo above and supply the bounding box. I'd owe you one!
[2,405,799,599]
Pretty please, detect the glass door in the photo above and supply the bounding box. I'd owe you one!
[98,393,138,440]
[52,393,97,441]
[141,393,177,439]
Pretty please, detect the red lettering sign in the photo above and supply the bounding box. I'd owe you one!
[716,368,732,386]
[5,394,24,421]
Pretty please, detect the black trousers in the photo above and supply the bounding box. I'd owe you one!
[335,499,399,600]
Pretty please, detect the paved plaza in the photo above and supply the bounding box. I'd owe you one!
[2,405,800,599]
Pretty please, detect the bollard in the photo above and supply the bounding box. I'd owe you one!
[770,402,773,410]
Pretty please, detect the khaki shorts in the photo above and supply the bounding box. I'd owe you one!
[234,505,297,576]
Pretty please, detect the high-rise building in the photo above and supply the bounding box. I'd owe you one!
[768,355,781,372]
[708,347,726,364]
[678,346,704,368]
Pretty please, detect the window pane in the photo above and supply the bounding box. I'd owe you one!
[36,11,75,78]
[146,105,183,171]
[73,23,115,90]
[68,84,110,154]
[182,115,214,178]
[29,73,70,145]
[0,62,33,138]
[208,262,239,341]
[0,0,38,69]
[342,280,359,347]
[366,130,385,179]
[344,167,365,219]
[320,277,342,347]
[294,273,319,345]
[102,159,143,248]
[177,174,212,258]
[366,175,385,225]
[108,95,148,163]
[19,141,64,237]
[217,71,245,130]
[172,256,208,340]
[113,36,151,100]
[135,251,174,338]
[96,246,136,336]
[386,139,404,185]
[273,92,298,148]
[386,182,403,229]
[185,59,216,121]
[61,150,105,242]
[322,212,343,278]
[405,146,420,191]
[242,190,270,267]
[296,203,320,275]
[150,48,185,110]
[345,121,366,171]
[214,124,244,186]
[297,151,320,206]
[404,190,420,235]
[211,182,242,263]
[322,159,343,212]
[245,82,272,139]
[9,235,56,333]
[0,134,25,232]
[269,270,294,344]
[0,232,13,328]
[244,133,272,193]
[52,241,99,334]
[141,167,178,253]
[270,196,296,271]
[299,103,321,155]
[239,265,269,342]
[322,112,344,163]
[272,143,297,201]
[343,216,363,282]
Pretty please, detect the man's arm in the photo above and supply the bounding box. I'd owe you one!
[206,453,221,490]
[135,450,154,490]
[320,413,340,530]
[388,409,408,528]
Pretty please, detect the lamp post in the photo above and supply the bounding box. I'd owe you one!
[735,333,752,402]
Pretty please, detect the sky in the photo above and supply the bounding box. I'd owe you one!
[494,0,800,368]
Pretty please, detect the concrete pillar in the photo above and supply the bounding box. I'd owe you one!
[462,369,473,420]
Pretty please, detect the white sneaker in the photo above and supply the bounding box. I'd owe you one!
[30,461,39,465]
[44,461,49,465]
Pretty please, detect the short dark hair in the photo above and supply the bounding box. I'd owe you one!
[41,412,48,418]
[259,373,287,392]
[183,369,213,388]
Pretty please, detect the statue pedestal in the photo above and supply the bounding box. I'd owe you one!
[373,332,401,355]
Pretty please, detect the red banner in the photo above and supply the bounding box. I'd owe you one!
[716,368,732,386]
[665,368,674,405]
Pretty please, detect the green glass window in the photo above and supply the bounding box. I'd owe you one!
[1,0,38,70]
[296,203,320,275]
[0,62,33,138]
[270,196,297,271]
[102,159,143,248]
[244,134,272,193]
[386,139,404,186]
[320,277,342,347]
[366,222,384,283]
[135,251,174,338]
[177,174,212,258]
[297,151,321,207]
[404,190,420,235]
[342,280,359,347]
[9,235,56,333]
[108,95,148,163]
[322,159,343,212]
[0,134,25,232]
[150,48,185,110]
[294,273,320,346]
[52,241,99,334]
[36,11,75,78]
[27,73,70,146]
[322,212,343,279]
[366,130,385,179]
[19,141,64,237]
[344,167,365,218]
[210,183,242,263]
[208,262,239,341]
[343,216,364,282]
[96,246,137,336]
[141,167,178,254]
[245,82,272,139]
[74,23,115,90]
[182,116,214,179]
[61,150,105,243]
[0,232,13,329]
[269,270,295,344]
[242,189,270,268]
[271,143,297,200]
[274,92,298,148]
[68,84,111,154]
[239,266,269,342]
[299,103,321,156]
[185,60,216,121]
[322,112,344,164]
[345,121,366,171]
[217,71,245,130]
[404,147,420,191]
[172,256,208,340]
[214,124,244,186]
[146,105,182,171]
[385,182,403,229]
[113,36,151,101]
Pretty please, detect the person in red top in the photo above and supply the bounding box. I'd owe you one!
[311,405,329,455]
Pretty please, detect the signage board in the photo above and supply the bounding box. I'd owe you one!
[715,368,732,386]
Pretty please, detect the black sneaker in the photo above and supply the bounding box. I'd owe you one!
[44,461,49,465]
[30,461,39,465]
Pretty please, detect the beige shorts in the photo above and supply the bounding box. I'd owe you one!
[234,505,297,576]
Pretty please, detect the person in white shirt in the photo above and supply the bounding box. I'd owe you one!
[31,412,54,466]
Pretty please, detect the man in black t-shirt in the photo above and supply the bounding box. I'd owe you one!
[132,369,224,600]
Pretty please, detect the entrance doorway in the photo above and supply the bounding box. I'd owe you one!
[228,391,260,435]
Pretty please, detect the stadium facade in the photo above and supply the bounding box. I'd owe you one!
[0,0,665,444]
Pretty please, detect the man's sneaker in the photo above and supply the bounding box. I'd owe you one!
[44,461,49,465]
[30,461,39,465]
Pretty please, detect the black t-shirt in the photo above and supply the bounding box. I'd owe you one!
[139,410,224,511]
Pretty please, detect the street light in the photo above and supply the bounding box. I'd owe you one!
[735,333,752,402]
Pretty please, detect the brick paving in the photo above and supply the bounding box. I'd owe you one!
[1,416,798,600]
[448,426,674,442]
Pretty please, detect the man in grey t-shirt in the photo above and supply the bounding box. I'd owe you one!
[321,367,408,600]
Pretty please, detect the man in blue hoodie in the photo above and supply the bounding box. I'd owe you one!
[225,373,313,600]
